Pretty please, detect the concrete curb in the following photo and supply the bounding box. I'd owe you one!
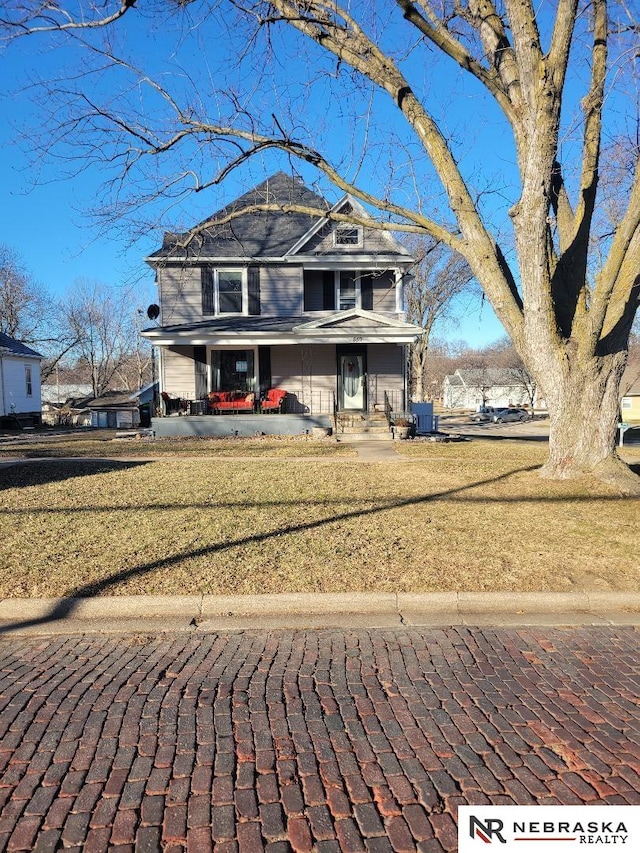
[0,592,638,635]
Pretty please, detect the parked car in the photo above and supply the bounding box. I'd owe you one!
[492,408,532,423]
[469,406,497,422]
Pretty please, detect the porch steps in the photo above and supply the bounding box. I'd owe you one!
[335,413,392,441]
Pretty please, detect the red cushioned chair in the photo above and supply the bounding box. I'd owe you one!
[260,389,287,413]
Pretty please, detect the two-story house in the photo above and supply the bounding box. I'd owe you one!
[142,172,421,436]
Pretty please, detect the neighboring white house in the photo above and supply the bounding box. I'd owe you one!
[0,333,43,425]
[443,367,539,410]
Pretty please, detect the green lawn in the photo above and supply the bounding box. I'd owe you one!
[1,439,638,598]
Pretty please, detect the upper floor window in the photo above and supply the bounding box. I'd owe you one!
[25,366,33,397]
[334,224,362,248]
[218,270,244,313]
[303,270,375,312]
[338,272,357,310]
[202,267,260,316]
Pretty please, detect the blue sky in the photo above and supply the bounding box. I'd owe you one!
[0,3,516,346]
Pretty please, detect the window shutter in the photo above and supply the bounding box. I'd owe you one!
[194,346,208,399]
[322,271,335,310]
[211,350,221,392]
[361,274,373,311]
[248,266,261,315]
[258,346,272,398]
[201,267,215,315]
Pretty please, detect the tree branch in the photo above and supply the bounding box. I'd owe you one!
[394,0,515,119]
[591,164,640,340]
[0,2,132,39]
[265,0,524,340]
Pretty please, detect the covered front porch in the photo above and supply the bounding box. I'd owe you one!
[144,310,419,435]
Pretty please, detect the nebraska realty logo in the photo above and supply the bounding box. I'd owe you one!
[458,807,639,852]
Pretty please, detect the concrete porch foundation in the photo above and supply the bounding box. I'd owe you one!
[151,413,333,438]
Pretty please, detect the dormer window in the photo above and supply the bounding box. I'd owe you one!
[334,224,362,247]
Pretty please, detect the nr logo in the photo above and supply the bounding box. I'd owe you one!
[469,815,507,844]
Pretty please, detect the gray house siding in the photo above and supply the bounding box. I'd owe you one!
[259,266,303,316]
[159,267,202,326]
[368,344,405,407]
[158,264,303,322]
[270,344,337,413]
[371,272,397,313]
[163,346,196,399]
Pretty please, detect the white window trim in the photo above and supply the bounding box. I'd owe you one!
[621,397,632,410]
[209,345,259,393]
[25,365,33,397]
[335,271,361,311]
[216,268,248,316]
[203,268,248,316]
[333,224,363,248]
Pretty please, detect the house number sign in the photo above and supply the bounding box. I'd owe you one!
[352,336,363,343]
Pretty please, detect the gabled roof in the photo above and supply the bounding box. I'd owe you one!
[286,195,412,260]
[454,367,529,387]
[149,172,413,262]
[150,172,330,260]
[0,332,43,359]
[293,308,417,332]
[69,391,141,409]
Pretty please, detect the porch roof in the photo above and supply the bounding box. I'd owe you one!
[142,311,421,346]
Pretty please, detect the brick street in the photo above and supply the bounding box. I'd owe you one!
[0,627,637,852]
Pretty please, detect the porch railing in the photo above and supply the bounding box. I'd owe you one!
[166,388,405,417]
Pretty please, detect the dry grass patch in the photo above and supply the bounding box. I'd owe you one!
[0,433,353,458]
[1,441,638,597]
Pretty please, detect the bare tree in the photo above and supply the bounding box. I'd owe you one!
[0,245,44,342]
[64,279,138,397]
[1,1,639,490]
[0,244,78,375]
[112,310,153,391]
[404,237,474,401]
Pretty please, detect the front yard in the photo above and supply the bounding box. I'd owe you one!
[1,440,638,597]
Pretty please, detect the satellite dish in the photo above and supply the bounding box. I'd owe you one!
[147,304,160,321]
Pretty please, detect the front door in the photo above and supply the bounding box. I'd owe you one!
[338,347,367,411]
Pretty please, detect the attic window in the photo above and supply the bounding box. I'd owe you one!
[334,224,362,247]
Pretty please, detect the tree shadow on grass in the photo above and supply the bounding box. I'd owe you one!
[2,460,638,634]
[0,458,151,490]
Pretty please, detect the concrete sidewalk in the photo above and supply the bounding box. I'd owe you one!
[1,591,638,636]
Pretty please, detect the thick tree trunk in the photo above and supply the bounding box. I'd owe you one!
[411,342,428,401]
[538,354,640,494]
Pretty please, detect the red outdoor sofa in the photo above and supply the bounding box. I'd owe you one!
[206,389,287,414]
[207,391,255,413]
